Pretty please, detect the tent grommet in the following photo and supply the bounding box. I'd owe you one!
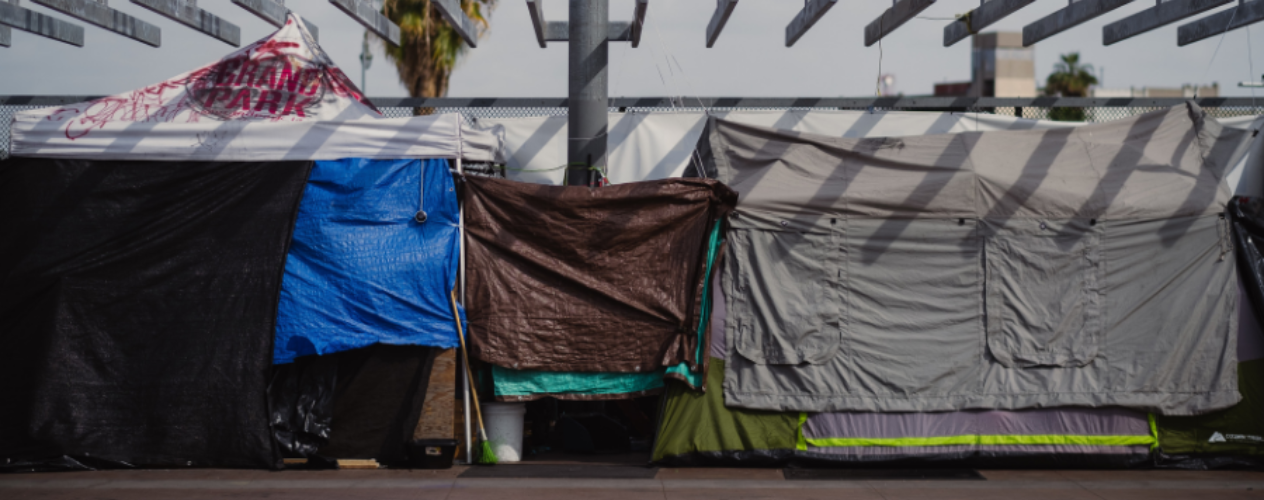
[415,211,428,224]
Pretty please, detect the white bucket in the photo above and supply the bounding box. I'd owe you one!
[482,402,526,462]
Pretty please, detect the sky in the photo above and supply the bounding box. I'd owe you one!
[0,0,1261,99]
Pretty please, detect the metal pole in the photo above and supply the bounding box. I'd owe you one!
[566,0,609,186]
[359,31,372,93]
[456,156,472,464]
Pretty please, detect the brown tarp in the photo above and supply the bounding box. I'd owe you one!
[463,176,737,373]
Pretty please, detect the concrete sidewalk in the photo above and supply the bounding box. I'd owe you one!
[3,467,1264,499]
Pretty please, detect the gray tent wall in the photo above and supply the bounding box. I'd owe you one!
[653,265,1156,466]
[657,107,1264,466]
[710,104,1248,416]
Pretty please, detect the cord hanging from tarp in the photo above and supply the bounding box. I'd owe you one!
[415,161,428,224]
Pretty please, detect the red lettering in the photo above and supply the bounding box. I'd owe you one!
[215,57,244,85]
[234,60,260,87]
[200,87,228,107]
[254,90,282,114]
[225,89,253,111]
[301,68,322,96]
[256,62,279,90]
[279,62,302,93]
[292,97,318,117]
[280,93,298,116]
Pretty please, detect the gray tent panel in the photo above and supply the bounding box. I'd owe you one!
[715,105,1247,415]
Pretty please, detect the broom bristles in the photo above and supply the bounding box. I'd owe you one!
[477,440,499,465]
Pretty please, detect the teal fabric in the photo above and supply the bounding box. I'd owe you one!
[491,220,723,399]
[664,220,723,389]
[493,365,665,399]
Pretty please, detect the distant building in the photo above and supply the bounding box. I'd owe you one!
[933,32,1036,99]
[1091,83,1219,98]
[972,32,1037,98]
[934,81,972,97]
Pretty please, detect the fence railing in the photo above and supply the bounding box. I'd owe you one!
[4,96,1262,159]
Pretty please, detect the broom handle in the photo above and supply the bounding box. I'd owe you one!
[451,289,489,438]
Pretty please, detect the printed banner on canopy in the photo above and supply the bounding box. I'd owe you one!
[19,13,377,142]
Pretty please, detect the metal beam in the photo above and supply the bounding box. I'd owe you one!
[1104,0,1232,44]
[532,0,642,47]
[544,20,631,42]
[944,0,1037,47]
[630,0,645,48]
[31,0,161,46]
[865,0,935,46]
[329,0,398,46]
[705,0,736,48]
[1178,0,1264,45]
[527,0,545,47]
[130,0,240,46]
[230,0,317,40]
[7,95,1264,108]
[0,23,9,46]
[785,0,837,47]
[544,19,565,40]
[433,0,477,47]
[1023,0,1134,46]
[232,0,283,25]
[0,1,84,46]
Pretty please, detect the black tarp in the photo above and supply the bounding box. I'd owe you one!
[1235,197,1264,322]
[269,345,437,465]
[0,158,312,470]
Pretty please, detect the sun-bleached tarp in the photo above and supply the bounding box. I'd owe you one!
[712,104,1250,416]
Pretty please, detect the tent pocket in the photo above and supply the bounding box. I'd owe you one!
[729,218,843,366]
[984,220,1102,368]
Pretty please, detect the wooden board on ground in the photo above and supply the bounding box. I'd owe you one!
[336,459,380,469]
[415,348,457,435]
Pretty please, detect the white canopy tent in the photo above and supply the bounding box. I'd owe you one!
[9,13,500,163]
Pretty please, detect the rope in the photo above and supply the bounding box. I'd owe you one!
[1197,6,1240,98]
[1248,25,1257,111]
[415,161,427,224]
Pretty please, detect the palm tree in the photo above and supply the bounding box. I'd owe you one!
[379,0,495,99]
[1044,52,1098,122]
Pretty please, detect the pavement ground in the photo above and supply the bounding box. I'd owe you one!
[4,466,1264,499]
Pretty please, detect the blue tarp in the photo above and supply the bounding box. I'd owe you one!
[274,158,462,364]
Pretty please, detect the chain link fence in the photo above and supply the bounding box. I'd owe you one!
[5,101,1261,160]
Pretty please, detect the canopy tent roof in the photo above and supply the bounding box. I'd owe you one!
[8,14,499,163]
